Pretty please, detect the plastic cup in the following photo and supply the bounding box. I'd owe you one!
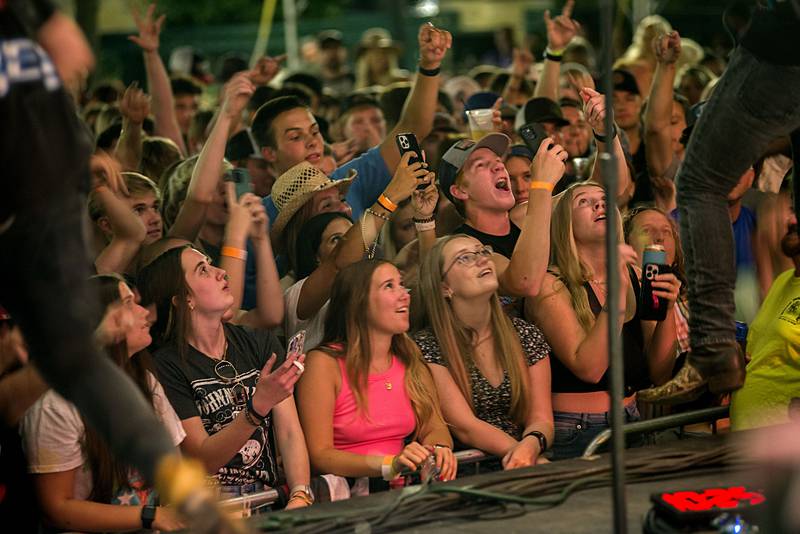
[466,108,494,140]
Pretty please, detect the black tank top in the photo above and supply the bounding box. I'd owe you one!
[550,268,650,396]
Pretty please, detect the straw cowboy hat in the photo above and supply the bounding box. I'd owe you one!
[269,162,357,244]
[356,27,401,58]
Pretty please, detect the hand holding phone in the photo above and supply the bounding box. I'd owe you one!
[224,168,253,199]
[286,330,306,361]
[518,123,550,154]
[396,133,429,191]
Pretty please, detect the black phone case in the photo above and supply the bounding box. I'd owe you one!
[396,133,428,190]
[519,123,548,154]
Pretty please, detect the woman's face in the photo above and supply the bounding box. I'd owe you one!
[441,236,498,300]
[310,187,352,218]
[628,209,677,264]
[317,217,353,263]
[571,185,607,244]
[117,282,152,356]
[390,203,416,252]
[181,248,234,315]
[366,263,411,335]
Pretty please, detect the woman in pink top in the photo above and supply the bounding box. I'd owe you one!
[297,259,457,483]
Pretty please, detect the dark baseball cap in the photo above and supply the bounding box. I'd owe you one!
[317,30,343,48]
[519,97,570,129]
[612,69,640,96]
[225,128,264,161]
[507,143,534,161]
[438,133,510,203]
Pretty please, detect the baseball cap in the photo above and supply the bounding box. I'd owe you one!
[516,97,570,131]
[612,69,640,95]
[317,30,344,48]
[438,133,510,203]
[225,128,264,161]
[507,144,534,161]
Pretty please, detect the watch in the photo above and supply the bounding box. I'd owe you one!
[141,504,157,530]
[522,430,548,453]
[289,484,315,504]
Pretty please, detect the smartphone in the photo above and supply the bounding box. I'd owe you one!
[224,167,253,199]
[286,330,306,361]
[395,132,428,191]
[519,122,549,154]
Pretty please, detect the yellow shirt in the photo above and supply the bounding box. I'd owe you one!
[731,268,800,430]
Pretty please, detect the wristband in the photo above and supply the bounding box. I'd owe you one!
[414,221,436,232]
[529,181,555,192]
[544,47,565,62]
[381,455,397,481]
[377,194,398,213]
[412,216,435,224]
[593,123,618,144]
[522,430,548,453]
[221,246,248,261]
[141,504,157,530]
[418,65,441,77]
[433,444,451,450]
[243,406,261,427]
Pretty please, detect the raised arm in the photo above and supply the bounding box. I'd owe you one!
[645,31,681,179]
[496,139,566,298]
[379,23,452,171]
[129,3,187,156]
[296,152,430,320]
[504,47,535,104]
[115,83,150,172]
[534,0,579,101]
[411,181,440,259]
[168,72,255,241]
[581,87,633,202]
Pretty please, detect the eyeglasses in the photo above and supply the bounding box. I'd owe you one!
[442,245,493,279]
[214,359,249,406]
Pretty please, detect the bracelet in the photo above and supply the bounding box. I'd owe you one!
[381,455,397,481]
[433,444,451,450]
[415,221,436,232]
[288,492,314,506]
[544,47,565,62]
[418,65,441,77]
[221,246,248,261]
[593,123,618,144]
[522,430,548,452]
[412,216,435,224]
[377,194,398,213]
[246,397,266,421]
[529,181,555,192]
[243,406,261,427]
[365,207,391,222]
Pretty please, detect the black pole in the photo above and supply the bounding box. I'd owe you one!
[599,0,627,532]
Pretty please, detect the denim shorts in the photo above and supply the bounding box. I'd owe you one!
[549,402,641,461]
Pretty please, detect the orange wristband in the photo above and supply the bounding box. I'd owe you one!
[529,181,555,192]
[221,246,247,261]
[377,194,398,213]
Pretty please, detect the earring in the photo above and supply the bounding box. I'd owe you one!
[188,301,195,311]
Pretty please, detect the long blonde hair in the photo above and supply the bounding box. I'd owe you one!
[550,182,624,331]
[319,259,442,437]
[416,235,529,424]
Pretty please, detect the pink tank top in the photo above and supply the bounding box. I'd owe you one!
[332,355,416,456]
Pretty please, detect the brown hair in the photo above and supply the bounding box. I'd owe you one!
[87,172,160,222]
[82,274,156,503]
[319,259,442,436]
[416,235,529,424]
[136,245,194,357]
[140,137,182,190]
[623,205,688,294]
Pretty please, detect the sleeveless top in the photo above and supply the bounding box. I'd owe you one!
[330,351,416,456]
[550,268,649,396]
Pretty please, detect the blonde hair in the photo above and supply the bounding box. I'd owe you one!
[88,172,160,222]
[550,182,624,331]
[416,235,529,424]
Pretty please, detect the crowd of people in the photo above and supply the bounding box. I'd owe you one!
[1,0,799,531]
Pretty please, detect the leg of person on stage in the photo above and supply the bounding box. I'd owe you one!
[648,47,800,402]
[0,80,178,486]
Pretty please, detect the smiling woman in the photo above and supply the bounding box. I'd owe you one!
[296,259,457,485]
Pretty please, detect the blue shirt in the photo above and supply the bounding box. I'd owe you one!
[733,205,756,270]
[243,146,391,309]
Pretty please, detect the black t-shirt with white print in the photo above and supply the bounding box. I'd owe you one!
[154,323,285,486]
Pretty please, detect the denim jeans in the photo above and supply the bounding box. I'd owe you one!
[0,70,175,482]
[676,47,800,356]
[550,403,641,461]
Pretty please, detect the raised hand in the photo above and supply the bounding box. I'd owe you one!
[418,23,453,70]
[221,71,256,120]
[90,152,128,195]
[412,177,439,220]
[128,3,165,53]
[511,47,535,78]
[383,151,432,204]
[544,0,580,51]
[653,31,681,64]
[224,182,255,243]
[250,54,286,86]
[119,82,151,125]
[579,87,611,135]
[252,352,305,415]
[331,139,359,167]
[530,137,568,187]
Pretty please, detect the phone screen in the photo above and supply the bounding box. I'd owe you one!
[286,330,306,360]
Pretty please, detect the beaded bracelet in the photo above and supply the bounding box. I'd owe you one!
[366,207,391,222]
